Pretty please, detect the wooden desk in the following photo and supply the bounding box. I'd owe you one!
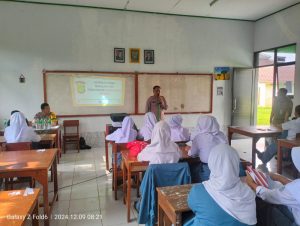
[105,124,119,171]
[0,189,41,226]
[35,125,61,151]
[40,134,56,147]
[122,146,198,222]
[122,150,149,222]
[0,149,58,226]
[0,136,5,145]
[111,142,127,201]
[0,135,57,157]
[0,134,56,146]
[157,184,193,226]
[228,126,281,167]
[277,139,300,174]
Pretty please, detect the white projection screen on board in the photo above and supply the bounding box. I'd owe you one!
[44,72,135,116]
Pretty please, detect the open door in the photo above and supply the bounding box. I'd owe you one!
[231,68,257,127]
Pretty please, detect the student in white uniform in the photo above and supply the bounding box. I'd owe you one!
[257,105,300,164]
[4,112,40,143]
[247,147,300,226]
[106,116,137,167]
[138,112,157,142]
[106,116,137,143]
[168,115,190,142]
[188,115,227,181]
[137,121,182,164]
[185,144,257,226]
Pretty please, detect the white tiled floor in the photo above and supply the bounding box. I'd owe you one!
[232,138,295,179]
[24,138,295,226]
[43,147,142,226]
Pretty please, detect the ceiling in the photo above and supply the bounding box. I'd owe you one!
[10,0,300,21]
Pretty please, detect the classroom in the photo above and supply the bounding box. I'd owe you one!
[0,0,300,226]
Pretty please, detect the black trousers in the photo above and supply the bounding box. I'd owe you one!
[256,198,297,226]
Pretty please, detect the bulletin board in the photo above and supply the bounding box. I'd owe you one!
[43,70,213,117]
[137,73,212,114]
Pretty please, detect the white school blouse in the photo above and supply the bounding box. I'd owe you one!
[281,118,300,140]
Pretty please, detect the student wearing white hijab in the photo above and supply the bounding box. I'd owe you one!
[138,112,157,141]
[106,116,137,168]
[247,147,300,225]
[4,112,41,143]
[185,144,257,226]
[188,115,228,181]
[106,116,137,143]
[137,121,182,164]
[168,115,190,142]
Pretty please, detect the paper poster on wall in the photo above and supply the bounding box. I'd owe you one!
[217,87,223,96]
[71,75,125,106]
[214,67,231,80]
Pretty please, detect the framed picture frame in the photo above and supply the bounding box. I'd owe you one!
[114,48,125,63]
[129,48,140,63]
[144,50,154,64]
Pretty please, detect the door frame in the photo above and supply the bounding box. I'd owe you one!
[231,67,257,126]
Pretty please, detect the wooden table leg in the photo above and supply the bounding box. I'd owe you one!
[32,199,39,226]
[127,166,131,222]
[228,128,233,145]
[113,144,118,200]
[252,137,259,168]
[35,170,50,226]
[122,158,126,205]
[158,203,164,226]
[176,212,182,226]
[277,140,283,174]
[53,156,59,202]
[105,139,109,171]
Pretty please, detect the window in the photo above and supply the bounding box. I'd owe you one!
[277,45,296,64]
[255,50,274,67]
[254,44,296,97]
[254,44,296,125]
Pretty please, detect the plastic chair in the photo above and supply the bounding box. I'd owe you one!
[138,163,191,226]
[63,120,80,153]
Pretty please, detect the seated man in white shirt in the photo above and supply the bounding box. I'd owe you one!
[247,147,300,226]
[256,105,300,164]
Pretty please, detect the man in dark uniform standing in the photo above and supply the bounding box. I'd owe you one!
[145,86,168,121]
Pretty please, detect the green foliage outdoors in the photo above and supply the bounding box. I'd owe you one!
[257,106,272,125]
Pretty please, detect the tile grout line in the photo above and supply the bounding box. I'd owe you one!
[94,148,105,226]
[66,152,77,225]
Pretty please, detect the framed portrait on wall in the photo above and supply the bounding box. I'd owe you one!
[144,50,154,64]
[129,48,140,63]
[114,48,125,63]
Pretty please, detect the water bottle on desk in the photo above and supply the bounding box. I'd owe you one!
[37,119,42,130]
[43,119,47,130]
[47,118,51,129]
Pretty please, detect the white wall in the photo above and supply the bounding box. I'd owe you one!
[0,2,254,139]
[254,4,300,108]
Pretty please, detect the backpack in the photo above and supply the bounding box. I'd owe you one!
[79,137,91,150]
